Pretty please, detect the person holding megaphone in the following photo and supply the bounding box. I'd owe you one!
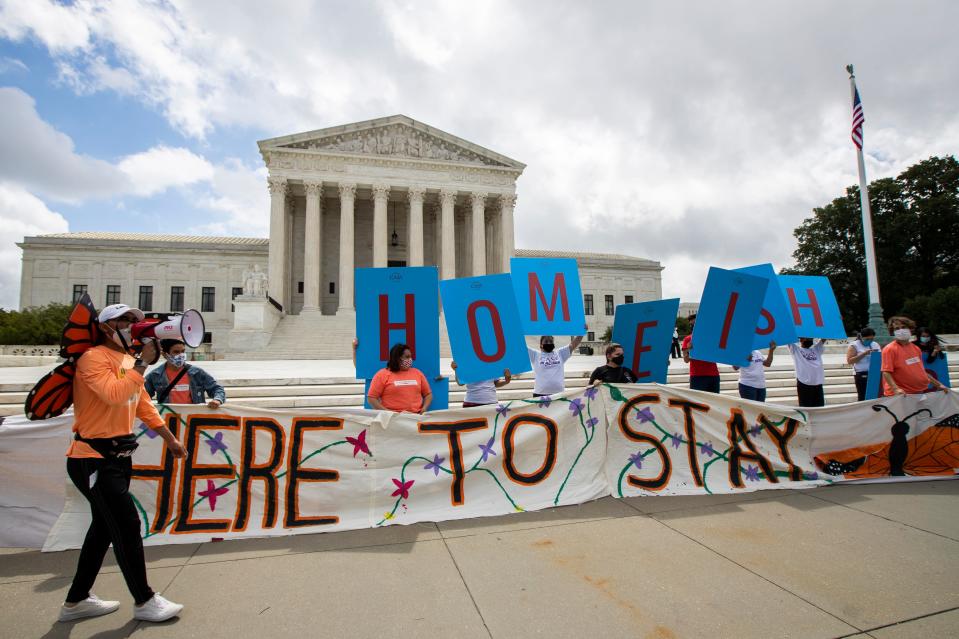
[145,339,226,407]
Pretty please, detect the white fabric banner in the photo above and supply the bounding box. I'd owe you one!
[0,386,955,551]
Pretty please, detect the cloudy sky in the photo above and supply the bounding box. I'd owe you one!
[1,0,957,310]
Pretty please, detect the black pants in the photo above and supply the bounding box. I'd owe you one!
[854,371,869,401]
[66,457,154,605]
[689,375,720,393]
[797,381,825,407]
[670,340,681,359]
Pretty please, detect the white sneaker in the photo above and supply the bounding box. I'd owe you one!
[58,594,120,622]
[133,593,183,622]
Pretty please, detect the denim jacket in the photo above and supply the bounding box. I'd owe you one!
[144,364,226,405]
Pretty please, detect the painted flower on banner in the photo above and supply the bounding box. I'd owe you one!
[670,433,683,449]
[537,395,552,408]
[629,452,644,469]
[700,441,715,458]
[495,403,511,417]
[205,432,228,455]
[584,386,599,401]
[635,407,655,423]
[744,465,761,482]
[803,470,819,481]
[586,417,599,429]
[139,423,159,439]
[478,437,497,462]
[749,423,763,438]
[568,398,584,417]
[391,478,415,499]
[346,429,371,457]
[424,454,445,476]
[198,480,229,511]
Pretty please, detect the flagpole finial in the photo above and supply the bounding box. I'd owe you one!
[845,64,855,77]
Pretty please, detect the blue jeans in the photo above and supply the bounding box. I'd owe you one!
[738,383,766,402]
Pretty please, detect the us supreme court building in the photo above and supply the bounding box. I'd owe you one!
[18,116,663,358]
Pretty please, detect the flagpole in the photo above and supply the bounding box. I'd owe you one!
[845,64,886,339]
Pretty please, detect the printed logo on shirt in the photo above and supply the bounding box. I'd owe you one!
[538,353,562,368]
[799,350,820,362]
[394,380,419,386]
[905,356,921,366]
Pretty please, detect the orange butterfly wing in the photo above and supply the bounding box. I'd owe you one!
[24,360,76,421]
[59,293,100,360]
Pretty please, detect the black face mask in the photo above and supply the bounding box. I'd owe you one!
[610,354,625,366]
[542,343,555,353]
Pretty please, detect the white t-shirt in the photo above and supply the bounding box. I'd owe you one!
[850,339,880,373]
[788,341,825,386]
[464,380,497,405]
[528,345,572,395]
[738,350,767,389]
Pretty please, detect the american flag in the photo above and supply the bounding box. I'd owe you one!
[851,87,864,150]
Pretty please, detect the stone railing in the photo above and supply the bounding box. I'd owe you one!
[0,345,60,357]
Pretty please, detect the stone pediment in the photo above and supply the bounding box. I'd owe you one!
[258,115,524,170]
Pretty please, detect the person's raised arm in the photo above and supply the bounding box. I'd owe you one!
[764,341,776,367]
[450,360,464,386]
[351,337,358,367]
[494,368,512,388]
[570,334,584,351]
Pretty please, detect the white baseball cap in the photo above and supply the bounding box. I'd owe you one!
[98,304,145,324]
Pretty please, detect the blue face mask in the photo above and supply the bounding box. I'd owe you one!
[861,339,872,347]
[920,336,931,344]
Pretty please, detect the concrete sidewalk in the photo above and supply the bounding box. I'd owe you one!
[2,479,957,639]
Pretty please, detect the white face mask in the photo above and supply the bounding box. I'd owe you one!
[107,325,133,350]
[894,328,912,341]
[167,353,187,367]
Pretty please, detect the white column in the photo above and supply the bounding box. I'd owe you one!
[440,189,456,279]
[303,181,322,312]
[337,182,356,313]
[372,183,390,267]
[500,193,516,273]
[407,186,425,267]
[470,191,488,276]
[267,177,288,312]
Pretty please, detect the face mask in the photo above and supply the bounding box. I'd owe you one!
[610,354,625,366]
[400,357,413,370]
[861,339,872,347]
[920,336,931,344]
[894,328,911,341]
[800,340,813,348]
[167,353,187,367]
[541,343,555,353]
[107,325,133,350]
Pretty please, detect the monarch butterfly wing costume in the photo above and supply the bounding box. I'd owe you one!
[24,294,100,420]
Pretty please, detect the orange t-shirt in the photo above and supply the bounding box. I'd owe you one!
[368,368,430,413]
[67,345,165,458]
[881,341,929,396]
[164,366,193,404]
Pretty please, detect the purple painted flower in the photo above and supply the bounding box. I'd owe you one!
[495,403,510,417]
[423,454,445,477]
[629,452,644,469]
[748,423,762,438]
[700,441,715,458]
[536,395,552,408]
[205,431,228,455]
[635,407,655,423]
[585,417,599,429]
[584,386,599,400]
[744,465,760,482]
[139,423,159,439]
[568,398,584,416]
[478,437,497,462]
[803,471,819,481]
[669,433,683,449]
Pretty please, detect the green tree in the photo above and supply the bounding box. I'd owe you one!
[0,304,73,345]
[900,286,959,333]
[786,155,959,332]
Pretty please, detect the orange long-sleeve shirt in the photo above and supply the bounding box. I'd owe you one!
[67,345,165,459]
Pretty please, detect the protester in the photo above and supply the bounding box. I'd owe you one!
[451,361,511,407]
[670,327,681,359]
[528,331,584,397]
[732,341,776,401]
[366,342,433,413]
[59,304,185,624]
[145,339,225,407]
[681,314,721,393]
[882,317,949,396]
[914,327,945,363]
[589,343,637,385]
[788,337,826,407]
[846,328,881,401]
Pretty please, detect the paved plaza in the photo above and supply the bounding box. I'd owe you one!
[2,478,957,638]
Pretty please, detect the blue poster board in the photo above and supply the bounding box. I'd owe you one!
[691,267,769,366]
[924,353,951,389]
[355,267,439,379]
[363,375,449,411]
[864,351,883,400]
[439,274,532,384]
[611,298,679,383]
[509,257,586,336]
[734,263,798,349]
[776,275,846,339]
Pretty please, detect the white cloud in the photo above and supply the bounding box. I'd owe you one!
[190,159,270,237]
[0,183,69,309]
[0,0,90,53]
[0,56,28,73]
[118,146,215,197]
